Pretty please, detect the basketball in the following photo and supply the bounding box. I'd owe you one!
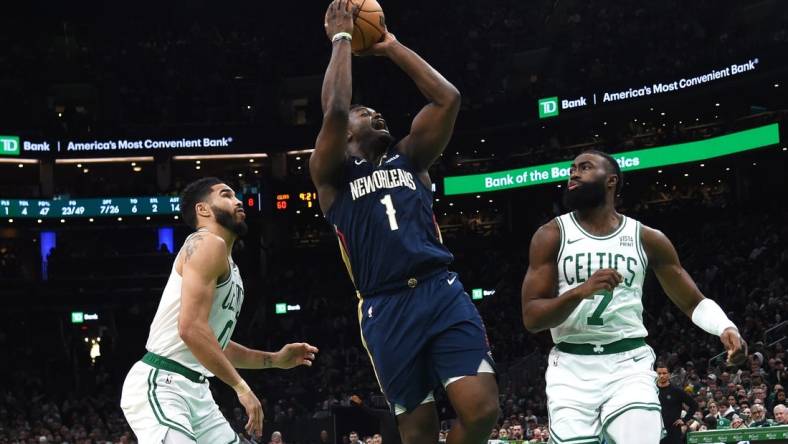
[350,0,386,53]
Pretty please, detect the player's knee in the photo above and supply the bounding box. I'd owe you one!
[478,398,501,428]
[459,396,500,431]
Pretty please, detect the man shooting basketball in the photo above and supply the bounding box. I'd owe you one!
[120,178,318,443]
[521,151,746,444]
[310,1,500,443]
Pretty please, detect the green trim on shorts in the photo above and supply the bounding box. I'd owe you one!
[555,338,646,355]
[600,402,662,442]
[548,425,601,444]
[146,369,196,440]
[143,352,207,384]
[601,402,661,428]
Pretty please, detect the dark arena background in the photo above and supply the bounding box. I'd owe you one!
[1,1,787,443]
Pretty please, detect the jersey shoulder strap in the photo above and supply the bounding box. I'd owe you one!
[555,213,585,262]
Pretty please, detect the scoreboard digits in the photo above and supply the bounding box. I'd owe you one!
[274,191,318,212]
[0,196,181,218]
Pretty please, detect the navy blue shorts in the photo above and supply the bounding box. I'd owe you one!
[358,270,495,414]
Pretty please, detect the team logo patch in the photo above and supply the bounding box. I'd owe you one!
[619,235,634,247]
[165,374,173,384]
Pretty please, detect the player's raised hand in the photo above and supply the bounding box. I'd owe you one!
[578,268,623,298]
[721,327,747,366]
[237,389,263,439]
[355,31,397,57]
[275,342,319,369]
[325,0,357,42]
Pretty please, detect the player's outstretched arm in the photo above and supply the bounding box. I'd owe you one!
[641,225,745,364]
[224,341,319,370]
[521,221,622,332]
[364,33,460,177]
[311,0,356,214]
[178,233,263,438]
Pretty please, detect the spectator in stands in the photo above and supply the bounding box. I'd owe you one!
[269,430,284,444]
[349,430,360,444]
[528,427,544,443]
[771,359,787,386]
[768,385,785,412]
[705,401,731,429]
[372,433,383,444]
[752,387,767,404]
[510,423,524,440]
[730,414,746,429]
[740,407,752,424]
[320,429,331,444]
[748,405,771,427]
[773,404,786,425]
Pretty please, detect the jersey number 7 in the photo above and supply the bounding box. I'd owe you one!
[586,290,613,326]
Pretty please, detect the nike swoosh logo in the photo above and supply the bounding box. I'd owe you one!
[615,354,648,364]
[447,276,457,285]
[354,159,366,165]
[567,238,584,244]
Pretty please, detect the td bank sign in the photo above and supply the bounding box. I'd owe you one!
[538,96,589,119]
[0,135,20,156]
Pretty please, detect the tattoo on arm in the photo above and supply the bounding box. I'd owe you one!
[183,234,204,263]
[262,354,273,369]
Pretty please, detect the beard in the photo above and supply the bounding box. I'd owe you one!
[563,177,607,210]
[360,128,394,156]
[213,205,248,236]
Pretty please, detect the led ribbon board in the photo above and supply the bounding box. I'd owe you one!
[443,123,780,196]
[0,196,181,218]
[537,57,761,118]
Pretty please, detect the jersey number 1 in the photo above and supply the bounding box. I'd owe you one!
[586,290,613,326]
[380,194,399,231]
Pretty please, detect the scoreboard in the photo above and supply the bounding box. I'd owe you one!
[274,191,318,212]
[0,196,181,218]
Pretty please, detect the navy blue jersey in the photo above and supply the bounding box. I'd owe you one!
[325,149,453,296]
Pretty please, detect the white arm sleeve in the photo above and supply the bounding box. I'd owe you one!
[691,298,737,336]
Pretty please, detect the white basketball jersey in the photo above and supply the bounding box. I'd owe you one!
[145,230,244,376]
[551,212,648,345]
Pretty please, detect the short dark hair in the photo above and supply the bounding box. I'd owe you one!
[581,149,624,194]
[656,362,669,371]
[350,104,368,112]
[180,177,224,229]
